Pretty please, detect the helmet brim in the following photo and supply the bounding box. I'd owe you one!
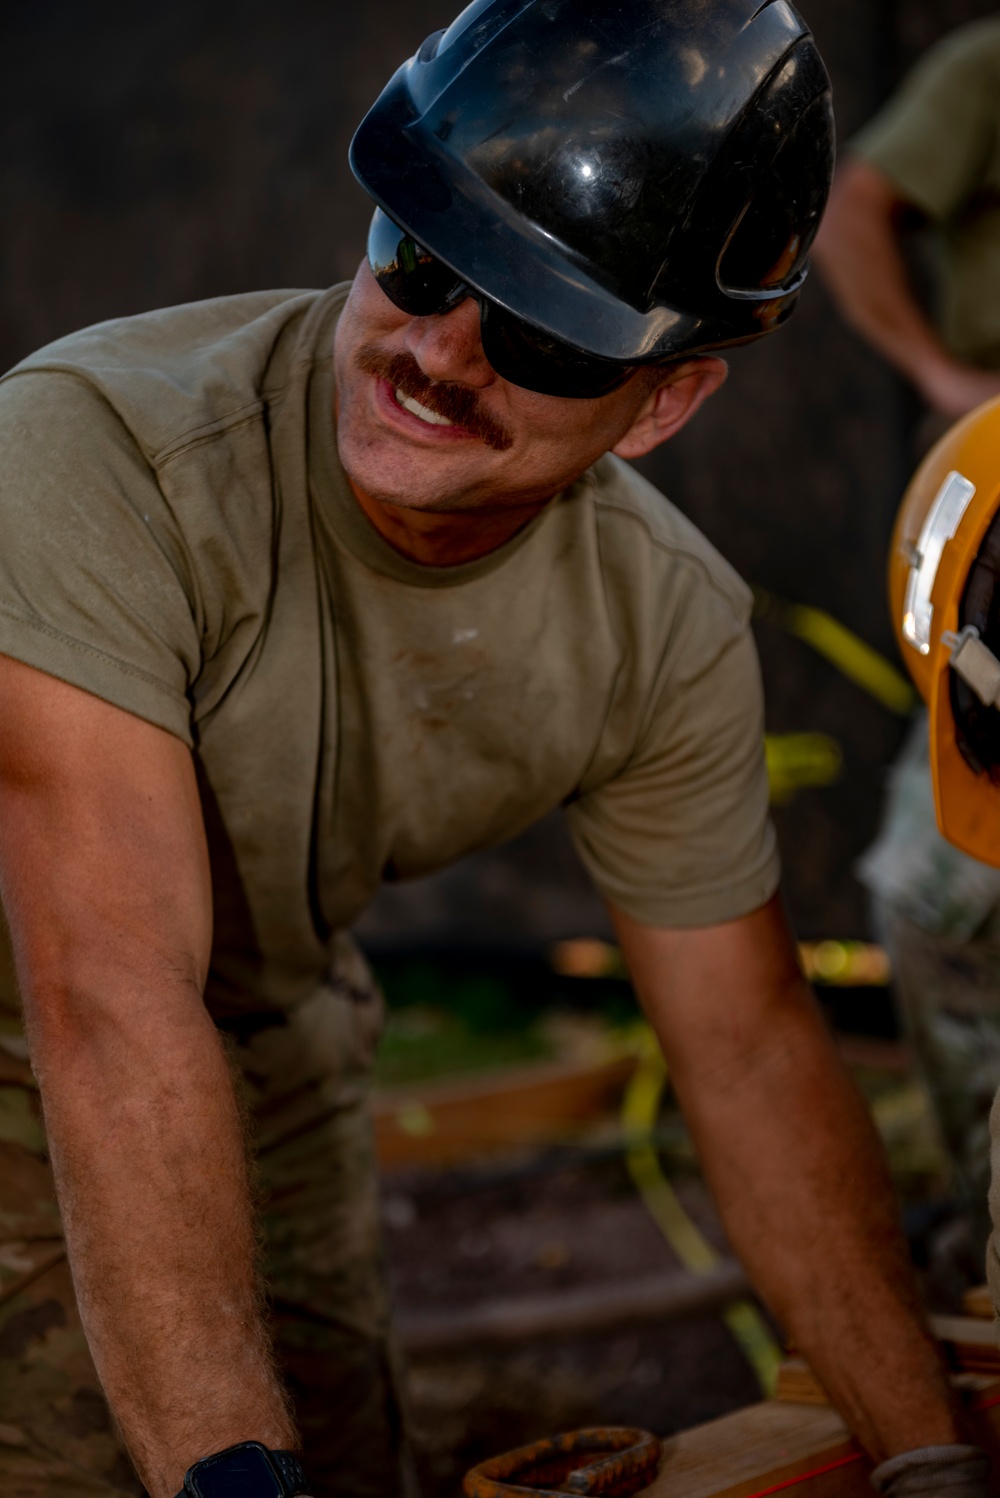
[351,71,751,364]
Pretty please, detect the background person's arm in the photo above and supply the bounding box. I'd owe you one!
[813,156,1000,418]
[611,892,960,1460]
[0,655,295,1498]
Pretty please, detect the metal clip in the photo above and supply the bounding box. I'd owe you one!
[946,626,1000,709]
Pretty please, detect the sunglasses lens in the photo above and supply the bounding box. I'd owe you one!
[367,208,465,317]
[366,207,637,399]
[479,300,636,398]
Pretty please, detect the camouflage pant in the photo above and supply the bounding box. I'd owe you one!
[874,896,1000,1242]
[0,938,411,1498]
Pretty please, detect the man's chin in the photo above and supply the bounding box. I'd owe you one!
[357,486,474,516]
[338,447,478,514]
[343,408,493,500]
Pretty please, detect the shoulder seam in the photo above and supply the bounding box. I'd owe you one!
[592,494,751,618]
[0,367,280,472]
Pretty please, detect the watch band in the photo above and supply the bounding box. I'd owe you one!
[175,1440,310,1497]
[271,1450,309,1494]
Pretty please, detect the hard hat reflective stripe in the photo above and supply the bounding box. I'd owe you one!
[902,469,976,655]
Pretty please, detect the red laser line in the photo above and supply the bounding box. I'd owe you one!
[740,1451,863,1498]
[739,1382,1000,1498]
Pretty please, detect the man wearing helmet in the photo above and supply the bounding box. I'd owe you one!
[0,2,986,1497]
[889,394,1000,1281]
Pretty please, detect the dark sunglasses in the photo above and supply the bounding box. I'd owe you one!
[366,208,637,399]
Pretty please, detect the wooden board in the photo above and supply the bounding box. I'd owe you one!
[644,1399,866,1498]
[966,1284,995,1321]
[931,1315,1000,1374]
[775,1357,828,1407]
[640,1380,1000,1498]
[372,1054,637,1169]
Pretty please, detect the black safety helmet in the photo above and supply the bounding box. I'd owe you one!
[349,0,834,392]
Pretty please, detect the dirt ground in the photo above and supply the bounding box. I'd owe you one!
[381,1155,765,1498]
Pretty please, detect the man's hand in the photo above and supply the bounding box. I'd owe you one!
[0,656,296,1498]
[611,895,960,1462]
[813,156,1000,418]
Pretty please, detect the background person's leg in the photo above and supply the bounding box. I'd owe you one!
[874,898,1000,1251]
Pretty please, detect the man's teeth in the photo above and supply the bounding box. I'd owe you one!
[395,389,453,426]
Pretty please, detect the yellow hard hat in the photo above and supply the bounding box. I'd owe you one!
[890,396,1000,865]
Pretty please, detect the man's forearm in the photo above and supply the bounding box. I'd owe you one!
[813,158,1000,417]
[30,986,295,1498]
[0,661,291,1495]
[668,985,958,1459]
[814,161,955,391]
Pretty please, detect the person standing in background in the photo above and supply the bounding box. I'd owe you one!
[815,17,1000,1265]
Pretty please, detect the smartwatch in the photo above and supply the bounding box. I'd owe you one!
[176,1441,310,1497]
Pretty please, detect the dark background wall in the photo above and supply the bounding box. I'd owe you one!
[2,0,996,950]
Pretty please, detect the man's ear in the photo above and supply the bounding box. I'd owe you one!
[611,358,728,460]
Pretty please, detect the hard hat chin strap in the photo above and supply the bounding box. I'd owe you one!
[944,626,1000,709]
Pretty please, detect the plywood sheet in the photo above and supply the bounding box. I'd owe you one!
[644,1401,865,1498]
[965,1285,995,1320]
[640,1381,1000,1498]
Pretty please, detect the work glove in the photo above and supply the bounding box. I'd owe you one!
[871,1445,989,1498]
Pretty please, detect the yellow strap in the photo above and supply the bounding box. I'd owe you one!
[620,1027,781,1395]
[765,731,842,804]
[754,588,916,716]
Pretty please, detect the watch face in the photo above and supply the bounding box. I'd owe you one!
[188,1443,284,1498]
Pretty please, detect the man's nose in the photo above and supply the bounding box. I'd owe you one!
[403,297,495,387]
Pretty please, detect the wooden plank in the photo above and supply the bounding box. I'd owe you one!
[640,1380,1000,1498]
[931,1315,1000,1373]
[775,1358,827,1407]
[965,1285,995,1321]
[776,1358,999,1410]
[645,1400,865,1498]
[372,1054,637,1169]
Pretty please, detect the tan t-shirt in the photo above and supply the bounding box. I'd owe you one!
[0,286,778,1017]
[851,18,1000,369]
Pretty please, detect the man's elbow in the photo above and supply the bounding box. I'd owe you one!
[676,973,839,1102]
[18,932,209,1096]
[813,157,901,270]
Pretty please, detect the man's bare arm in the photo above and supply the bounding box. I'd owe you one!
[813,156,1000,418]
[611,894,959,1461]
[0,656,295,1498]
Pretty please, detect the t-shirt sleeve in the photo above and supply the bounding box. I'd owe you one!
[0,370,201,743]
[565,599,779,930]
[849,28,999,220]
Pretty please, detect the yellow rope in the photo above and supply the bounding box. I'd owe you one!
[753,588,916,717]
[621,1027,781,1396]
[764,731,842,804]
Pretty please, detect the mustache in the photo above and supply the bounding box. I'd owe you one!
[356,346,514,453]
